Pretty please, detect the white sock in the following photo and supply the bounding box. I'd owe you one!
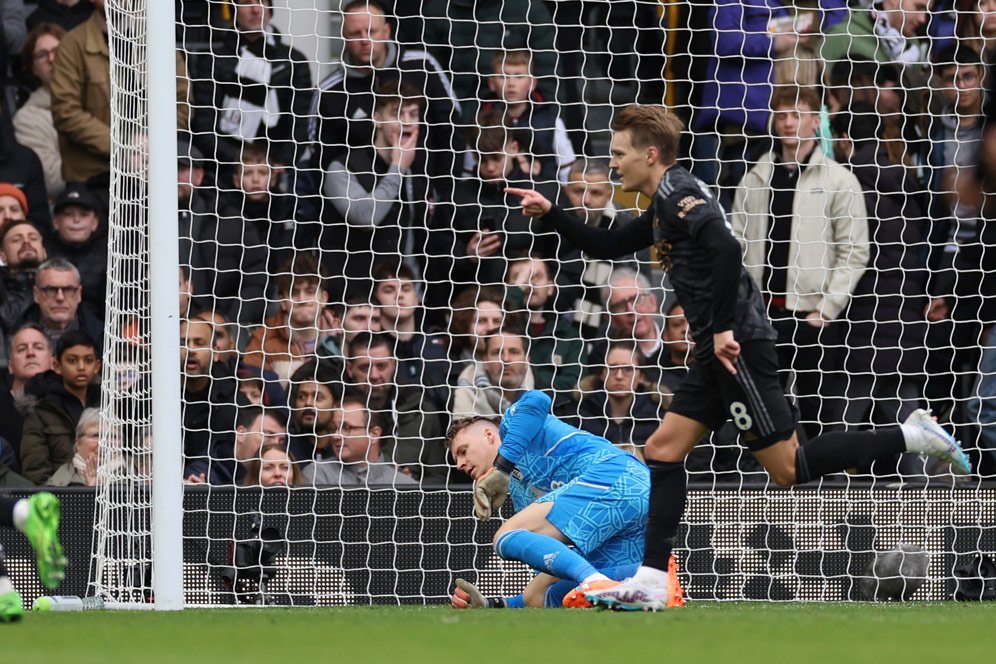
[632,565,669,587]
[582,572,610,584]
[12,499,29,533]
[0,577,11,595]
[900,423,927,454]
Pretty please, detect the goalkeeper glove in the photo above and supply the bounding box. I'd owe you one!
[472,454,513,521]
[451,579,487,609]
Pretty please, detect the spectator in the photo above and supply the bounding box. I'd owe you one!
[658,302,694,396]
[0,324,52,462]
[0,218,46,337]
[820,0,931,93]
[50,0,189,188]
[573,340,664,453]
[21,257,102,349]
[418,0,559,119]
[27,0,94,33]
[0,115,49,230]
[244,253,339,387]
[555,159,661,332]
[926,46,985,309]
[371,261,449,408]
[233,405,287,476]
[186,145,270,339]
[318,293,383,359]
[240,442,303,487]
[285,359,341,463]
[587,267,666,384]
[345,331,446,482]
[192,309,287,407]
[192,309,239,370]
[731,86,869,435]
[305,391,416,486]
[446,286,512,384]
[19,329,100,484]
[319,81,444,301]
[189,0,310,172]
[451,123,558,290]
[1,0,27,115]
[14,23,67,199]
[477,49,575,182]
[46,183,105,318]
[0,182,27,224]
[691,0,816,188]
[505,254,585,401]
[305,0,462,185]
[452,325,535,419]
[218,141,294,274]
[830,105,930,444]
[47,406,103,486]
[949,0,996,64]
[180,317,237,485]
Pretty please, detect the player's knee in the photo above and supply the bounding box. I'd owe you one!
[493,528,526,558]
[522,575,552,608]
[769,467,797,488]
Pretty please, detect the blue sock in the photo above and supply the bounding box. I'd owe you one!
[504,594,525,609]
[495,529,599,584]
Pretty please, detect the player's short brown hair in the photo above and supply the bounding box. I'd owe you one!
[445,416,499,449]
[612,105,684,166]
[770,86,822,113]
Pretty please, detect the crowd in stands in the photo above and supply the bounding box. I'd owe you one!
[0,0,994,489]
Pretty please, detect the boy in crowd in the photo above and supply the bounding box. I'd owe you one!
[19,330,102,484]
[219,141,295,274]
[478,50,576,182]
[371,262,449,410]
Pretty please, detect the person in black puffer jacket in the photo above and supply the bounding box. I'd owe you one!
[832,107,929,433]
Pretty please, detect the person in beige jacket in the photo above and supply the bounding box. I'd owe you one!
[49,0,189,186]
[730,86,869,436]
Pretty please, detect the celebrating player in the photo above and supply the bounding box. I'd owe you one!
[447,389,683,609]
[0,492,66,622]
[506,104,972,611]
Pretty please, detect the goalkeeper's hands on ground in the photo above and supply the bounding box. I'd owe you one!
[451,579,488,609]
[472,457,511,521]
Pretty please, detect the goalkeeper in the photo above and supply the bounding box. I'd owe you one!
[446,390,682,609]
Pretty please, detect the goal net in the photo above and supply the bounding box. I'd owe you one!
[88,0,996,607]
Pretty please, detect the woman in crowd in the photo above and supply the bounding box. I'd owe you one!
[240,443,303,487]
[14,23,67,200]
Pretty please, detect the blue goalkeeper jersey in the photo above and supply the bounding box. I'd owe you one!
[497,390,634,511]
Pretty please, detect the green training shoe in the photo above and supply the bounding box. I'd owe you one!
[0,590,24,623]
[24,493,67,590]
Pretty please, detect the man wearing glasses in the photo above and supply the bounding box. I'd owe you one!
[22,258,102,350]
[588,267,666,385]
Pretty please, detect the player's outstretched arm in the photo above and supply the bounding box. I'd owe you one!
[507,188,653,260]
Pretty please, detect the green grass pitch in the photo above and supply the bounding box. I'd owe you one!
[5,603,996,663]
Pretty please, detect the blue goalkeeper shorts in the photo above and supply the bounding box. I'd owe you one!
[535,454,649,569]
